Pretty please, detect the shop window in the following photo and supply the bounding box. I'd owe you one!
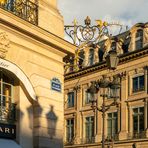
[133,107,144,138]
[0,73,15,123]
[107,112,118,140]
[133,75,144,93]
[89,49,94,66]
[85,116,94,143]
[135,30,143,50]
[66,118,74,143]
[67,92,74,108]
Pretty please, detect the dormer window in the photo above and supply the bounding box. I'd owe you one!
[135,29,143,50]
[89,48,94,66]
[111,42,116,50]
[0,0,38,25]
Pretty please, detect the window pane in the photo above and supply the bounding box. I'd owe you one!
[66,119,74,141]
[133,77,138,92]
[85,91,91,104]
[0,81,1,94]
[67,92,74,108]
[107,112,118,138]
[140,107,144,113]
[139,114,144,131]
[3,84,11,97]
[85,116,94,138]
[133,116,138,132]
[139,75,144,90]
[89,49,94,66]
[133,108,138,113]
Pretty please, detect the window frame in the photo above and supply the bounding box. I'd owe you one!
[66,118,74,142]
[135,29,143,50]
[132,75,145,93]
[107,112,118,139]
[85,116,94,140]
[132,106,144,138]
[67,91,75,108]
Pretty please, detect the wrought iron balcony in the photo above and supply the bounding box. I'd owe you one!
[81,137,95,144]
[0,100,16,123]
[106,134,119,141]
[64,138,75,145]
[0,0,38,25]
[128,131,146,139]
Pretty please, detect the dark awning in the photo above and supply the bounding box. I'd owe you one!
[0,139,22,148]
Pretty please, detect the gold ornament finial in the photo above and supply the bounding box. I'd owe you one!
[73,18,78,26]
[85,16,91,26]
[96,20,103,28]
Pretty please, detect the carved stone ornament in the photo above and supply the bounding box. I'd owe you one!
[144,26,148,47]
[0,32,10,58]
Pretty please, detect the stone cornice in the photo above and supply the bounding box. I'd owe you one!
[65,47,148,81]
[0,8,76,55]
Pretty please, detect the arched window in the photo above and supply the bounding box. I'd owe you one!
[89,48,94,66]
[135,29,143,50]
[0,72,15,123]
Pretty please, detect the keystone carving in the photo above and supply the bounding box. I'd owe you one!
[0,32,10,58]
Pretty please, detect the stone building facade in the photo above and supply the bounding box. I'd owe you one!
[64,23,148,148]
[0,0,75,148]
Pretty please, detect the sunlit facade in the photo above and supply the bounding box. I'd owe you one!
[64,23,148,148]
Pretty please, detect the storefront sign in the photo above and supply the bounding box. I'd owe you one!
[0,58,36,101]
[51,78,62,92]
[0,123,16,139]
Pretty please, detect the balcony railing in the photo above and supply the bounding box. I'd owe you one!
[128,131,146,139]
[107,134,119,141]
[0,0,38,25]
[64,138,75,146]
[81,137,95,144]
[0,100,16,123]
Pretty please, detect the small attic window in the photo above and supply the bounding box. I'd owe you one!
[135,29,143,50]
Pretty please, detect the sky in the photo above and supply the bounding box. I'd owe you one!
[58,0,148,28]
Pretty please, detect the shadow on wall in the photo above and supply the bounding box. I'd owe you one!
[46,105,58,139]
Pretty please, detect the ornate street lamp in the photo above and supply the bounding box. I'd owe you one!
[87,51,120,148]
[106,50,119,70]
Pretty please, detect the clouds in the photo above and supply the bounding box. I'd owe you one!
[58,0,148,27]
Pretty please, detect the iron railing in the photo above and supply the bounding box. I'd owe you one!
[0,100,16,123]
[128,131,146,139]
[106,134,119,141]
[0,0,38,25]
[64,138,75,145]
[81,137,95,144]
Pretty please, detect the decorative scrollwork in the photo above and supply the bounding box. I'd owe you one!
[64,16,109,46]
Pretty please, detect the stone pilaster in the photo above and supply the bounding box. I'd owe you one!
[119,73,128,140]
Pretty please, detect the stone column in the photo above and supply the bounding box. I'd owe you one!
[127,102,132,139]
[83,47,89,66]
[94,45,99,64]
[144,98,148,137]
[75,85,81,144]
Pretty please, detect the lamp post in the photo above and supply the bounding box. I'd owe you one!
[88,50,120,148]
